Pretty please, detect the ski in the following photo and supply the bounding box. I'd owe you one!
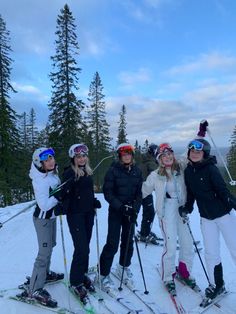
[68,286,96,314]
[8,294,79,314]
[111,270,167,314]
[156,266,186,314]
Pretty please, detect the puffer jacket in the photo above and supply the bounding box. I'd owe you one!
[29,162,60,219]
[142,165,187,218]
[184,156,236,219]
[103,161,142,213]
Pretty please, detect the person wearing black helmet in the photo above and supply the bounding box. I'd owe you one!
[99,143,142,292]
[137,143,160,244]
[179,120,236,301]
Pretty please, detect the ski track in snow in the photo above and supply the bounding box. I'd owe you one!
[1,195,236,314]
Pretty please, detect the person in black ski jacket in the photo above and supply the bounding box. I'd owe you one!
[179,120,236,300]
[137,143,159,244]
[58,143,101,303]
[99,143,143,291]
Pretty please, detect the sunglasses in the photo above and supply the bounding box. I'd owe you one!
[74,144,89,155]
[188,140,204,151]
[39,148,55,161]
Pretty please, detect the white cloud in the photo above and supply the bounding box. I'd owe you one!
[12,82,41,94]
[118,68,151,88]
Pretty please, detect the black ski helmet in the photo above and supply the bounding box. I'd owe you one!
[188,138,211,158]
[148,143,158,157]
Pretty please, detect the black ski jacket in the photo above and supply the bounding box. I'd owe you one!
[103,161,142,213]
[184,156,236,219]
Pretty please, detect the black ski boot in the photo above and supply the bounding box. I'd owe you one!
[71,284,88,304]
[18,276,30,290]
[165,280,176,296]
[31,288,57,308]
[84,275,96,292]
[46,270,64,283]
[205,283,226,299]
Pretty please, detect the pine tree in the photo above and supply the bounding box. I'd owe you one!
[0,15,20,205]
[27,108,39,151]
[48,4,84,169]
[86,71,111,189]
[117,104,128,145]
[227,125,236,192]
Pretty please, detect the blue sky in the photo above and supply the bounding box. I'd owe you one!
[2,0,236,148]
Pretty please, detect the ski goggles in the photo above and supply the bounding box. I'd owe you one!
[39,148,55,161]
[188,140,204,151]
[158,143,173,154]
[118,145,134,155]
[74,144,89,155]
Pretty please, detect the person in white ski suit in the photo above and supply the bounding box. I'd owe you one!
[142,143,195,294]
[179,120,236,300]
[20,147,63,307]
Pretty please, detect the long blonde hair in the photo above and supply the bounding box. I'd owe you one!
[71,158,93,179]
[157,159,180,179]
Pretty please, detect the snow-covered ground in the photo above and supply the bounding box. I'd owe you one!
[0,194,236,314]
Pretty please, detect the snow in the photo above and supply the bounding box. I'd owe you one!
[0,195,236,314]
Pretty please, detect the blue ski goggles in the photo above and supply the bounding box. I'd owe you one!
[188,140,204,151]
[39,148,55,161]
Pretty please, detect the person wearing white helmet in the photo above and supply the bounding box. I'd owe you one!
[99,143,142,292]
[18,147,64,308]
[59,143,101,304]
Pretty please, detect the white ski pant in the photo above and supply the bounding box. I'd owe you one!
[159,198,194,282]
[29,217,57,293]
[201,210,236,285]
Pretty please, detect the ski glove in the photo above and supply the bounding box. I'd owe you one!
[121,204,137,223]
[197,119,208,137]
[94,198,101,209]
[178,206,189,222]
[54,203,67,216]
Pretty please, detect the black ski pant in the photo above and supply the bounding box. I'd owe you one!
[67,211,94,286]
[140,194,155,237]
[100,210,135,276]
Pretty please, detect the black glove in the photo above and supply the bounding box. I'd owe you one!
[121,204,137,223]
[197,119,208,137]
[178,206,189,221]
[94,198,101,209]
[54,203,67,216]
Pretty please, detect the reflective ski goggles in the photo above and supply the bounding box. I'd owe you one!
[39,148,55,161]
[74,144,89,155]
[158,143,173,154]
[118,145,134,155]
[188,140,204,151]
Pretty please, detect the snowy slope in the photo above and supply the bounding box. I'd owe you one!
[0,194,236,314]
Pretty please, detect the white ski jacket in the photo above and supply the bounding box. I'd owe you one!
[142,163,187,219]
[29,162,60,219]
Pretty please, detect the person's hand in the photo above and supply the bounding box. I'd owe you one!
[94,198,101,209]
[197,120,208,137]
[121,204,137,223]
[54,203,66,216]
[178,206,189,223]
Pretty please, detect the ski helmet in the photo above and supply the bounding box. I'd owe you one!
[32,147,55,168]
[68,144,89,158]
[148,143,158,157]
[188,138,211,158]
[155,143,174,161]
[116,143,135,158]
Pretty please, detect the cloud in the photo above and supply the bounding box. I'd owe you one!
[118,67,151,89]
[166,52,236,76]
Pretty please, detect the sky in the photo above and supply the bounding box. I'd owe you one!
[1,0,236,149]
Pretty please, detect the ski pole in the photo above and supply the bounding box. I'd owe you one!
[92,155,113,172]
[94,209,103,300]
[184,218,210,285]
[134,234,149,294]
[207,128,236,186]
[59,215,72,310]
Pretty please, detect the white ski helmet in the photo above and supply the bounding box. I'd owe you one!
[68,143,89,158]
[116,143,135,158]
[32,147,55,168]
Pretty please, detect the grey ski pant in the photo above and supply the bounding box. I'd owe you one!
[29,216,56,293]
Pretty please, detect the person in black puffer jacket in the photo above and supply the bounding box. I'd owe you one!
[58,143,101,303]
[99,143,142,291]
[179,120,236,301]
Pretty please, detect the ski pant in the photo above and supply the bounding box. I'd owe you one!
[201,210,236,286]
[100,210,135,276]
[30,217,56,293]
[67,211,95,286]
[159,198,194,282]
[140,194,155,237]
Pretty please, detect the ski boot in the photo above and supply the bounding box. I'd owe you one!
[205,283,226,299]
[46,270,64,283]
[84,274,96,292]
[31,288,57,308]
[71,284,88,304]
[100,275,115,293]
[116,264,134,287]
[164,280,176,296]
